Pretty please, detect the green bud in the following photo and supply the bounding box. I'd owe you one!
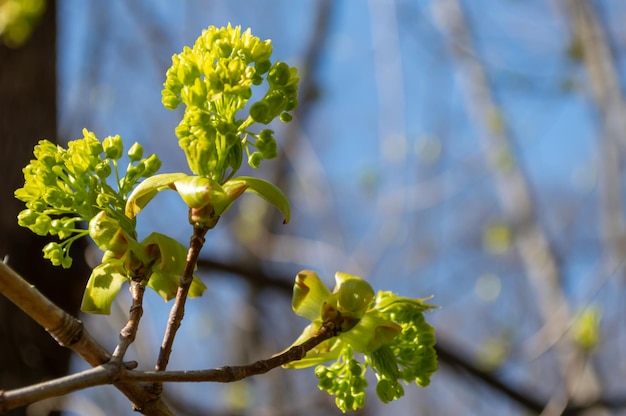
[250,40,272,62]
[127,143,143,162]
[162,90,181,110]
[51,218,75,240]
[142,154,162,177]
[33,140,59,167]
[255,60,271,75]
[103,135,123,159]
[33,214,52,236]
[314,366,328,378]
[259,129,273,141]
[96,161,112,179]
[268,62,291,86]
[177,59,200,85]
[342,395,355,410]
[280,112,293,123]
[263,140,278,160]
[334,272,375,315]
[188,78,207,106]
[125,165,139,182]
[215,39,233,58]
[249,101,271,124]
[43,242,69,268]
[17,209,38,228]
[375,379,404,404]
[248,151,263,169]
[132,161,147,178]
[265,90,287,114]
[42,188,63,207]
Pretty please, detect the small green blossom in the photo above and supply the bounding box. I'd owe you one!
[283,270,437,412]
[162,24,299,181]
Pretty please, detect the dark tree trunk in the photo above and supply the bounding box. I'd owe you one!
[0,1,90,414]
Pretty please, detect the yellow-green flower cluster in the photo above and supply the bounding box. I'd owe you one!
[284,271,437,412]
[162,24,299,180]
[15,130,160,268]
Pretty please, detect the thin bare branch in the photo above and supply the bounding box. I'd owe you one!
[153,225,209,395]
[127,321,337,383]
[111,277,146,361]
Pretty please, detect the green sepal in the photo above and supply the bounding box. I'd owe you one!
[375,293,437,313]
[141,232,207,301]
[292,270,331,321]
[226,176,290,224]
[125,172,189,218]
[147,271,206,302]
[81,261,127,314]
[340,314,401,353]
[173,176,229,210]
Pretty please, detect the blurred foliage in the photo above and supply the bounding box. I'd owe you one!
[0,0,45,48]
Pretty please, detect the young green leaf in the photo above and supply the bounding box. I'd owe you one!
[125,172,189,218]
[225,176,291,224]
[80,262,128,314]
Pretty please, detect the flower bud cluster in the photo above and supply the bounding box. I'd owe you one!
[315,354,367,412]
[284,271,437,412]
[15,129,161,268]
[161,24,298,180]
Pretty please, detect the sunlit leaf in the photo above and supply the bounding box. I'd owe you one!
[227,176,290,224]
[125,172,188,218]
[80,262,127,314]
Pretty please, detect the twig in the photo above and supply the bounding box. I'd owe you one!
[111,277,147,361]
[153,225,209,393]
[128,322,337,383]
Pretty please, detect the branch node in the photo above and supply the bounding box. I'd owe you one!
[47,314,83,347]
